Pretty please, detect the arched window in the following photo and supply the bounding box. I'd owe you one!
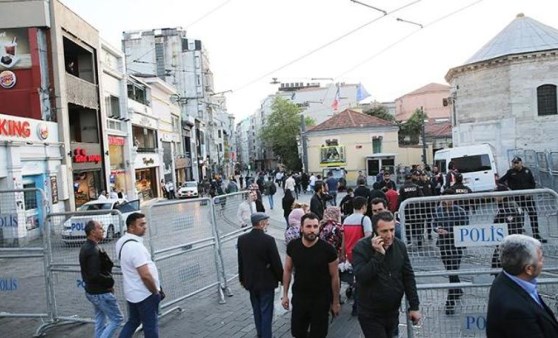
[537,84,557,116]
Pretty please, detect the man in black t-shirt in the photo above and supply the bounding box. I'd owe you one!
[282,212,340,338]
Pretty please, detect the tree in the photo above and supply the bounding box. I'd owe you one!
[398,108,428,145]
[364,105,395,121]
[260,97,303,171]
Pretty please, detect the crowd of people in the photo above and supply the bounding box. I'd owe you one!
[78,156,557,338]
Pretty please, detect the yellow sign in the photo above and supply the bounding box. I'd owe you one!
[320,145,346,167]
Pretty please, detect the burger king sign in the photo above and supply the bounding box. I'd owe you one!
[0,70,16,89]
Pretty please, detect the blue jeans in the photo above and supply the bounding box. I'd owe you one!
[249,289,274,338]
[267,194,274,209]
[119,293,160,338]
[85,292,123,338]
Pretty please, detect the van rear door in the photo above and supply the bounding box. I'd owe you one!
[451,154,495,191]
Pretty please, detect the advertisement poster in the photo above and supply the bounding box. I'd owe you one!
[320,145,347,167]
[0,28,31,70]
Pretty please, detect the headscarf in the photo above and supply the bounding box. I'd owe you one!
[288,208,306,228]
[321,206,341,225]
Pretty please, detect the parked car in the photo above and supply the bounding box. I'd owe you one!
[61,199,140,244]
[176,181,199,199]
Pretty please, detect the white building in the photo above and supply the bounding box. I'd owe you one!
[122,28,221,181]
[446,14,558,174]
[101,39,135,200]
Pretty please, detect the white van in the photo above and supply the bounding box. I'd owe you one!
[434,144,497,192]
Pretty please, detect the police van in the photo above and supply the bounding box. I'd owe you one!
[434,144,497,192]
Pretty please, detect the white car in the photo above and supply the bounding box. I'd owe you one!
[176,181,199,199]
[61,199,140,244]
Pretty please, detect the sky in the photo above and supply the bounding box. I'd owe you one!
[61,0,558,120]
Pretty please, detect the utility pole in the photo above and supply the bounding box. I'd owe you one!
[421,106,428,166]
[300,114,309,172]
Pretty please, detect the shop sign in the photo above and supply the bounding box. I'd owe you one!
[73,148,102,163]
[0,28,32,70]
[142,157,155,166]
[108,135,125,146]
[0,70,16,89]
[50,176,58,204]
[37,122,48,140]
[0,116,30,138]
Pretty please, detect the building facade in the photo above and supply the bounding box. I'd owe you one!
[446,14,558,174]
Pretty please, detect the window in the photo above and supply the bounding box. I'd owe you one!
[105,95,121,118]
[372,137,382,154]
[537,84,557,116]
[218,130,222,138]
[127,84,148,105]
[452,155,491,173]
[132,125,157,152]
[23,183,38,210]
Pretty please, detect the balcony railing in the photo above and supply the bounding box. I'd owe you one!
[65,73,99,110]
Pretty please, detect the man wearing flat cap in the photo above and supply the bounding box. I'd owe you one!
[237,212,283,338]
[499,156,546,243]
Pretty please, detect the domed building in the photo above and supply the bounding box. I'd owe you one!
[445,14,558,174]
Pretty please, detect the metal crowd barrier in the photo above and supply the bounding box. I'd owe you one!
[211,191,252,286]
[397,188,558,337]
[42,209,127,332]
[0,188,52,337]
[146,197,228,306]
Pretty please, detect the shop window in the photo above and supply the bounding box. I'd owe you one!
[23,183,38,210]
[537,84,557,116]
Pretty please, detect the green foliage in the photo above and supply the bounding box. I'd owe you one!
[305,116,316,127]
[364,105,395,121]
[260,97,303,171]
[398,108,428,145]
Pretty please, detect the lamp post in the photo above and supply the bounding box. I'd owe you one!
[420,107,428,167]
[300,114,309,172]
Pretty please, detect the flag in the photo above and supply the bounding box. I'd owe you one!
[356,83,370,101]
[331,85,340,111]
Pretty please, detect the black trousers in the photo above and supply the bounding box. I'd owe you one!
[517,196,540,237]
[358,311,399,338]
[439,236,463,299]
[291,296,330,338]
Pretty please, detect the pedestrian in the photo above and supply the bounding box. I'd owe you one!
[237,191,257,228]
[282,189,295,227]
[433,190,469,315]
[384,185,398,214]
[352,211,421,338]
[264,179,277,210]
[342,196,373,317]
[310,182,328,220]
[79,220,123,338]
[339,187,354,218]
[300,172,309,194]
[250,183,266,212]
[371,198,401,240]
[377,171,397,191]
[486,234,558,337]
[354,177,371,209]
[285,207,305,245]
[319,207,344,259]
[444,161,458,190]
[293,173,302,199]
[116,213,162,338]
[166,181,175,199]
[225,176,239,194]
[418,170,435,240]
[431,165,444,196]
[325,172,339,206]
[499,156,546,242]
[98,191,108,200]
[160,179,168,199]
[281,212,341,338]
[309,172,316,192]
[285,172,296,193]
[109,188,119,199]
[237,212,284,338]
[239,174,244,189]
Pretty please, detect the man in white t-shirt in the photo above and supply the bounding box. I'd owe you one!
[309,173,317,192]
[115,213,162,338]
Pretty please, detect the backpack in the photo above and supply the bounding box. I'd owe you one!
[269,182,277,195]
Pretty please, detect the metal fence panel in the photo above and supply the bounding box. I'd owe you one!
[398,189,558,274]
[211,191,251,284]
[45,210,127,324]
[146,197,225,307]
[404,278,558,338]
[0,189,51,337]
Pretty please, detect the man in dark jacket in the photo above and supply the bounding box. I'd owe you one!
[398,173,424,247]
[352,211,421,337]
[310,181,327,220]
[79,220,123,338]
[487,234,558,337]
[237,212,284,338]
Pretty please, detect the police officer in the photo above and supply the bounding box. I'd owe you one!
[448,172,473,212]
[417,170,435,240]
[398,171,424,247]
[499,156,546,243]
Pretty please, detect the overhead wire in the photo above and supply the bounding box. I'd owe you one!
[231,0,423,93]
[335,0,484,79]
[185,0,234,29]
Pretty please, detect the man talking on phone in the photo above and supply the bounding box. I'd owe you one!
[352,211,421,338]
